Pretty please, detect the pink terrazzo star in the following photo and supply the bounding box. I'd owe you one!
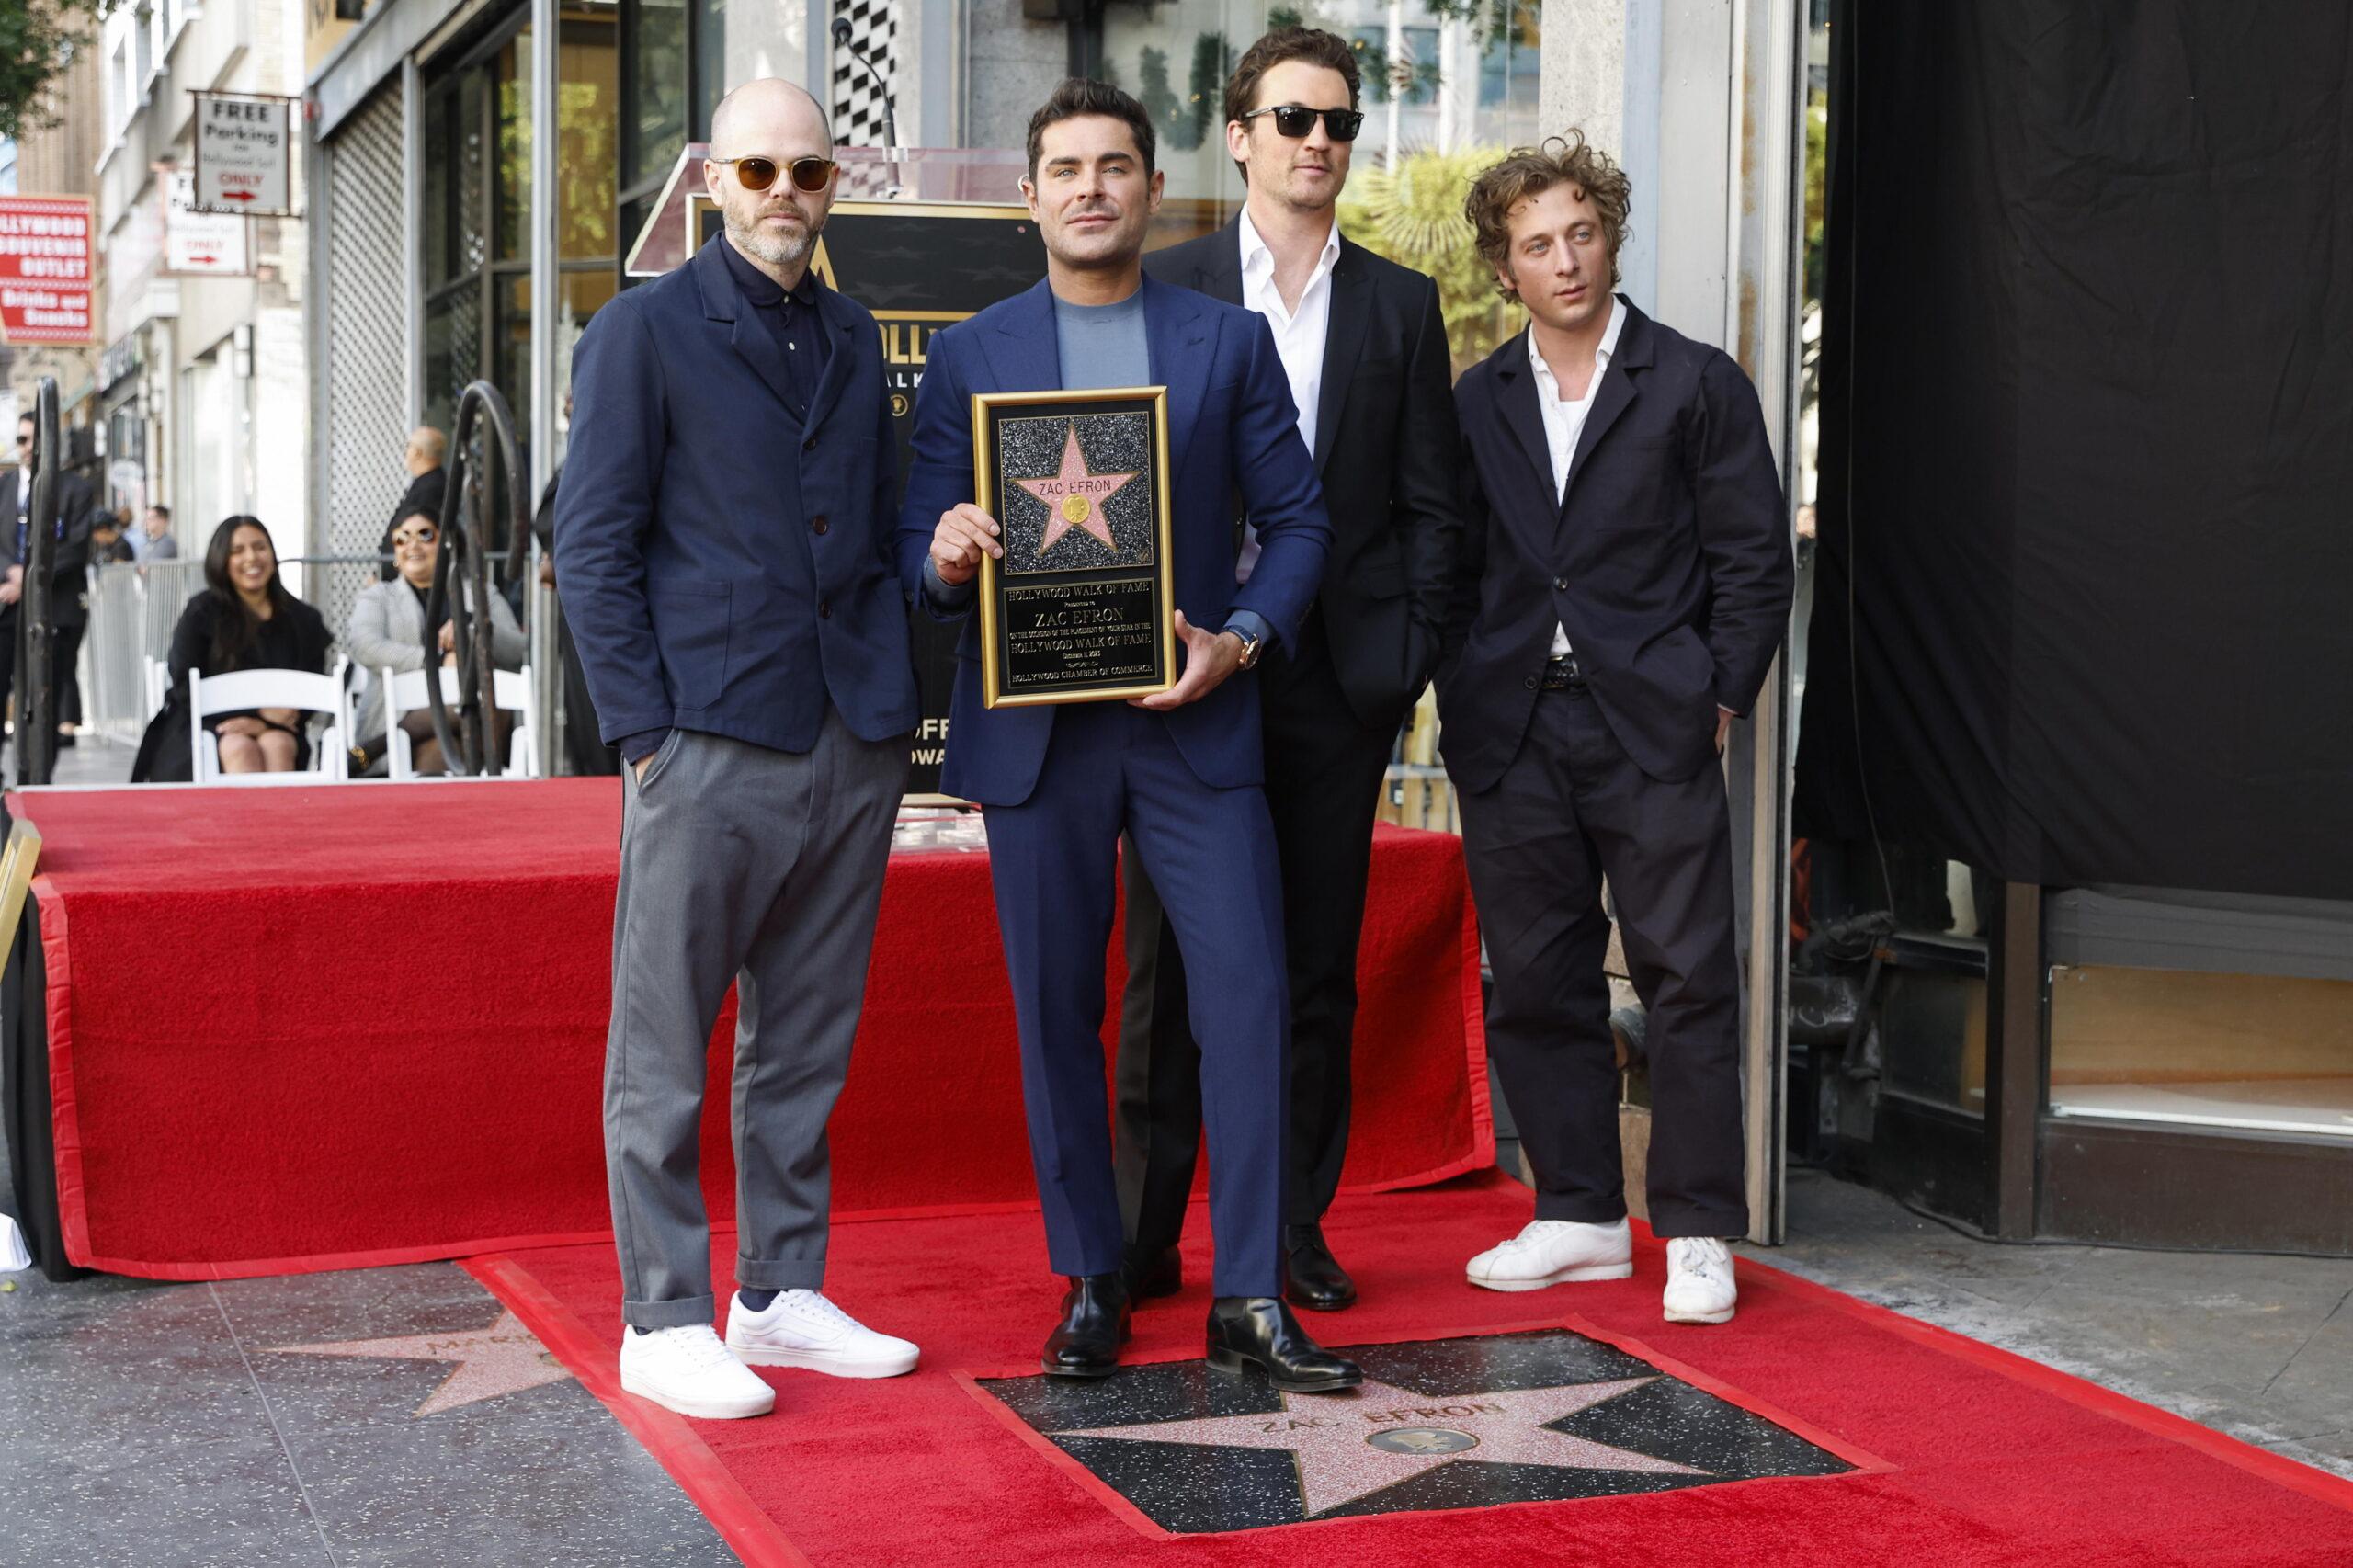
[1014,422,1139,553]
[1057,1374,1704,1516]
[267,1310,573,1418]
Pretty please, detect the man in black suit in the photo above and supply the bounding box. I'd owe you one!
[2,413,97,764]
[1442,136,1790,1326]
[1114,28,1463,1312]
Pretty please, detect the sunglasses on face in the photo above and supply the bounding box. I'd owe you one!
[393,531,437,547]
[1238,104,1365,142]
[710,155,838,194]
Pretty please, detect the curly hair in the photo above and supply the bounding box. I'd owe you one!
[1464,131,1633,299]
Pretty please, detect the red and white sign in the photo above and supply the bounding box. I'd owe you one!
[0,196,95,346]
[166,172,250,275]
[193,92,293,217]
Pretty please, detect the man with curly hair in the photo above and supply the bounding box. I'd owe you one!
[1439,134,1792,1325]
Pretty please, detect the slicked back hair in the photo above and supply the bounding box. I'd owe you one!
[1223,26,1362,127]
[1025,77,1156,183]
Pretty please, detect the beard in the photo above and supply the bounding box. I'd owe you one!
[727,206,816,270]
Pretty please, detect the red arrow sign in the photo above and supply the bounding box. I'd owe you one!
[217,190,257,204]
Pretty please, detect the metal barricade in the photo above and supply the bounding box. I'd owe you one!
[77,554,396,748]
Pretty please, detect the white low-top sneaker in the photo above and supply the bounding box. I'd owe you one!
[1465,1218,1633,1291]
[618,1324,776,1420]
[726,1290,920,1378]
[1663,1237,1737,1324]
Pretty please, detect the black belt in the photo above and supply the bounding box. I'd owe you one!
[1540,654,1588,691]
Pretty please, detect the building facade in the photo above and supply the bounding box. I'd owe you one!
[2,36,108,487]
[93,0,312,562]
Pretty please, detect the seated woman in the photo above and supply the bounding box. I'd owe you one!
[344,509,526,775]
[159,516,332,775]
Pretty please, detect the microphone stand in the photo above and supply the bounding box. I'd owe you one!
[831,13,904,196]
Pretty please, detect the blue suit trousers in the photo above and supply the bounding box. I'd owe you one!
[983,700,1290,1297]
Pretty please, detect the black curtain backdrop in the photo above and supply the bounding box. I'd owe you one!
[1796,1,2353,901]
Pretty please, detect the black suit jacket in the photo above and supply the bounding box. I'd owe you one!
[1143,220,1463,723]
[0,467,97,629]
[1440,300,1792,788]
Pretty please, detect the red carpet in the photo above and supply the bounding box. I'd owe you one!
[473,1173,2353,1568]
[15,782,1486,1278]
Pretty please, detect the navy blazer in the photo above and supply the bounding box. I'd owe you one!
[894,276,1334,807]
[1440,299,1792,788]
[555,235,917,754]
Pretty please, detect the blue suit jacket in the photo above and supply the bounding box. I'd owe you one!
[894,277,1333,806]
[555,236,918,753]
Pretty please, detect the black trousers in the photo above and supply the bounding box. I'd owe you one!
[0,611,80,745]
[1455,682,1748,1238]
[556,602,620,777]
[1113,611,1402,1254]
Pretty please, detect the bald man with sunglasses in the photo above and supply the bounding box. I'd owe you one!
[557,78,922,1422]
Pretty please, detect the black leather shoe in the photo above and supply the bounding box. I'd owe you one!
[1283,1224,1358,1312]
[1042,1274,1131,1379]
[1120,1244,1182,1301]
[1205,1296,1361,1392]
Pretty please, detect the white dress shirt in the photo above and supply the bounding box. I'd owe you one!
[1527,297,1625,656]
[1233,208,1339,583]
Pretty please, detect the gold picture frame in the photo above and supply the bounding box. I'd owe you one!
[972,386,1176,709]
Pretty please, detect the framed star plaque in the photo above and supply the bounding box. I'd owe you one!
[972,387,1176,708]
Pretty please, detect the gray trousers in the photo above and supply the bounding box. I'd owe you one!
[605,715,908,1329]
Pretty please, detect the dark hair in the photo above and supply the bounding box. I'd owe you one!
[1025,78,1155,183]
[1224,27,1362,129]
[201,515,294,672]
[392,509,438,535]
[146,504,170,521]
[1465,131,1634,295]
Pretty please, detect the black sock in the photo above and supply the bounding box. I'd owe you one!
[738,1287,779,1312]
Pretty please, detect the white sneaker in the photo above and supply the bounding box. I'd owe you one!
[1663,1237,1737,1324]
[618,1324,776,1419]
[725,1290,920,1379]
[1466,1218,1633,1291]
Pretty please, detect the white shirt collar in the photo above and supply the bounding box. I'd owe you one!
[1237,207,1340,283]
[1526,295,1625,400]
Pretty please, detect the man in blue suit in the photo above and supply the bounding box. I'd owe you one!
[899,79,1358,1392]
[558,79,923,1421]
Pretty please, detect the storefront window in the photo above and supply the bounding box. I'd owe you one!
[1097,0,1541,210]
[624,0,689,190]
[421,5,620,460]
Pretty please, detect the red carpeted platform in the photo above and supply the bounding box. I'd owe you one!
[12,781,1486,1279]
[472,1173,2353,1568]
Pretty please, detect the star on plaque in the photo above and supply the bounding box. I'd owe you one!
[1057,1373,1702,1517]
[1014,423,1140,554]
[266,1310,573,1418]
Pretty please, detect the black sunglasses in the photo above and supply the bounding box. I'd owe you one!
[710,155,838,194]
[1238,104,1365,142]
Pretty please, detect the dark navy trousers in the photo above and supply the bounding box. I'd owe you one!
[982,699,1290,1297]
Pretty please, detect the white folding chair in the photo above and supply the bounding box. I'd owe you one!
[142,655,170,722]
[189,657,351,784]
[381,664,539,779]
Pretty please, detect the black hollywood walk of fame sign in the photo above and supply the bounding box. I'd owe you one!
[973,1328,1858,1535]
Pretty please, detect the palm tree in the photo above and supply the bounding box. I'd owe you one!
[1336,144,1519,377]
